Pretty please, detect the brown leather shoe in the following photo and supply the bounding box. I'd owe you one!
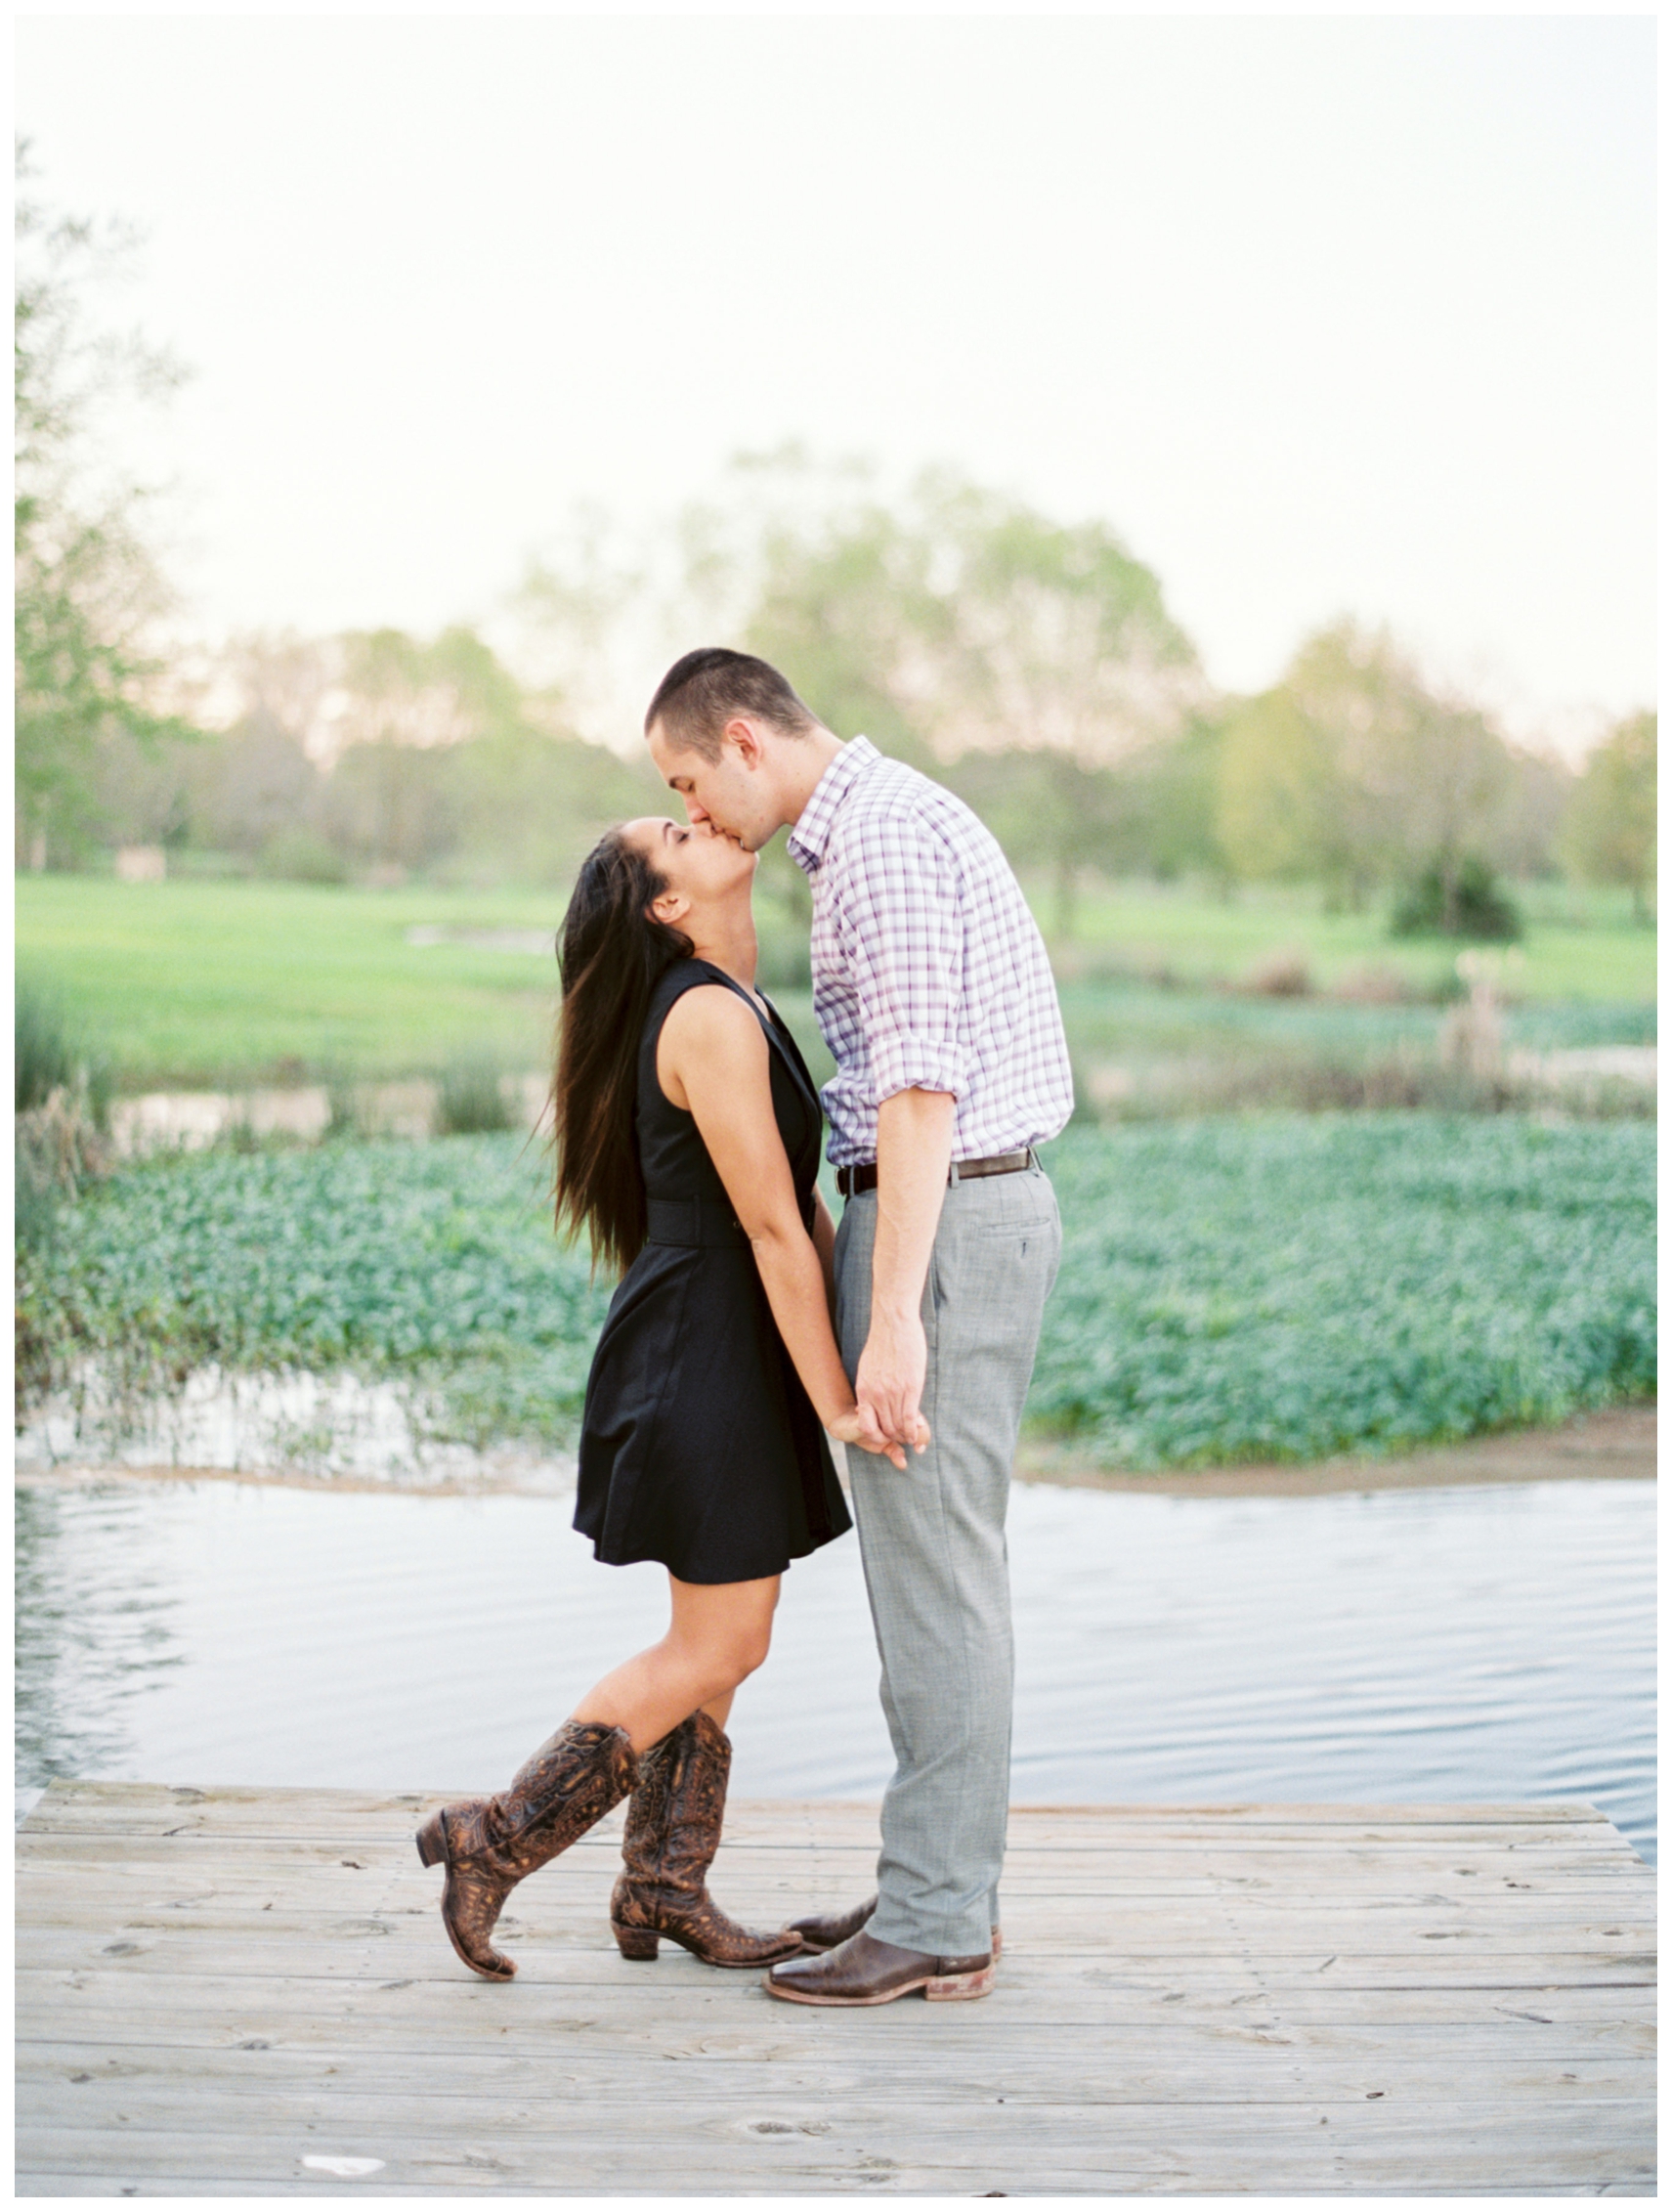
[791,1893,1004,1959]
[789,1893,878,1951]
[765,1928,994,2007]
[611,1711,802,1968]
[415,1720,636,1980]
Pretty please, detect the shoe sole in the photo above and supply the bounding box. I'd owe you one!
[764,1963,995,2006]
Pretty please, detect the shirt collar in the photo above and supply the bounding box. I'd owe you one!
[788,736,880,875]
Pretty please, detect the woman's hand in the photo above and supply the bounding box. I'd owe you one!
[827,1404,931,1472]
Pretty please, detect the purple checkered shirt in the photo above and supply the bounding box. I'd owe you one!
[788,737,1074,1170]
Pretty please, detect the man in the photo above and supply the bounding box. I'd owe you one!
[645,647,1072,2007]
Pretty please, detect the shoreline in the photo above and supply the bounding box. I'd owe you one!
[15,1402,1654,1502]
[1016,1401,1655,1496]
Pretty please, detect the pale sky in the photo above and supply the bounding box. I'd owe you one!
[16,13,1656,756]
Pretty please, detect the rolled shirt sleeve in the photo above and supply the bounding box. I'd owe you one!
[840,811,971,1104]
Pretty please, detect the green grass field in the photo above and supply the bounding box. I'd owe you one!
[1053,877,1656,1001]
[17,1117,1652,1472]
[15,871,1655,1091]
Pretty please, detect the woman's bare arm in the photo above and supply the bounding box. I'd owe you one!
[659,986,909,1466]
[811,1188,838,1318]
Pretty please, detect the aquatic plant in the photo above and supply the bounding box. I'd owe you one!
[15,1116,1654,1471]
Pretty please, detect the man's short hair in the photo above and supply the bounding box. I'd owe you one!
[645,648,818,762]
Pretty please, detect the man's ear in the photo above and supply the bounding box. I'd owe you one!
[722,715,764,769]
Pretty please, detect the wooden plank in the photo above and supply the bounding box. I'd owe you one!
[18,1971,1657,2030]
[8,2181,1660,2202]
[14,2109,1654,2193]
[19,1857,1653,1901]
[21,1780,1622,1837]
[20,2036,1654,2101]
[17,2088,1656,2148]
[21,1831,1641,1875]
[16,1933,1658,1989]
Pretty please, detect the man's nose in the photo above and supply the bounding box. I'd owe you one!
[683,796,712,825]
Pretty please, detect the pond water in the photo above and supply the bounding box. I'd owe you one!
[15,1474,1654,1863]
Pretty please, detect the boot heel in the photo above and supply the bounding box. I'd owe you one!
[415,1811,449,1869]
[925,1962,996,2001]
[613,1922,660,1961]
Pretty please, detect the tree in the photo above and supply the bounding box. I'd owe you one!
[15,144,189,867]
[314,629,516,876]
[1216,620,1520,917]
[184,712,322,862]
[1215,684,1362,900]
[1563,712,1656,922]
[672,453,1205,932]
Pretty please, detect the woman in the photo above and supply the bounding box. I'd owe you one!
[417,816,919,1981]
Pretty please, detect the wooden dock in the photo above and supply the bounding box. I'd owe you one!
[17,1784,1654,2195]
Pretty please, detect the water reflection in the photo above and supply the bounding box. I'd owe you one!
[14,1475,1654,1862]
[15,1487,186,1787]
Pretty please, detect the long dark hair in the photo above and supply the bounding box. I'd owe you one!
[552,829,693,1276]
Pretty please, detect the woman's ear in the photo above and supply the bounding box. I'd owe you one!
[649,889,690,927]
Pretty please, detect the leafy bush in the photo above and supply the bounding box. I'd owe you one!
[16,1117,1653,1471]
[1392,854,1522,940]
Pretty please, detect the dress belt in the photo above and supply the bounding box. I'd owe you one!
[836,1148,1036,1199]
[645,1196,750,1249]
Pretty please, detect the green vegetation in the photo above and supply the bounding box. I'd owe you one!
[15,1137,610,1453]
[1050,878,1654,1002]
[1391,854,1522,942]
[15,873,1653,1096]
[15,877,566,1085]
[15,149,191,872]
[1032,1117,1654,1466]
[1563,710,1657,923]
[15,976,111,1253]
[18,1117,1653,1473]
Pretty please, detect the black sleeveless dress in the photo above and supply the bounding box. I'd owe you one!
[574,959,853,1584]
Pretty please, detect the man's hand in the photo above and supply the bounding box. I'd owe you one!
[828,1401,920,1470]
[857,1086,953,1459]
[856,1308,932,1456]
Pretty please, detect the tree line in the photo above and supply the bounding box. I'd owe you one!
[15,159,1656,933]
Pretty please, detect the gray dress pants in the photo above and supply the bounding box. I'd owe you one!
[834,1161,1061,1958]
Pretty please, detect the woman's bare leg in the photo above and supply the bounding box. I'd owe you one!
[568,1574,780,1756]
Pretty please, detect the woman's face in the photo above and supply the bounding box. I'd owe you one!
[623,816,756,922]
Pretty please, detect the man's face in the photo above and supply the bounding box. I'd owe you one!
[647,718,781,852]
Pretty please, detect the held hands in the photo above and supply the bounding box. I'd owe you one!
[828,1403,930,1472]
[852,1308,932,1469]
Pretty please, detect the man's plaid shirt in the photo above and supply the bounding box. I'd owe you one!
[788,737,1074,1170]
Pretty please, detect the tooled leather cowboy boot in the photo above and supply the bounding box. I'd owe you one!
[610,1710,803,1967]
[791,1893,1004,1958]
[416,1719,636,1980]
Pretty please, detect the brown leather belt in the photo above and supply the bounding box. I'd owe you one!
[836,1148,1035,1199]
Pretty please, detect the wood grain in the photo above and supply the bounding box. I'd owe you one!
[16,1783,1654,2194]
